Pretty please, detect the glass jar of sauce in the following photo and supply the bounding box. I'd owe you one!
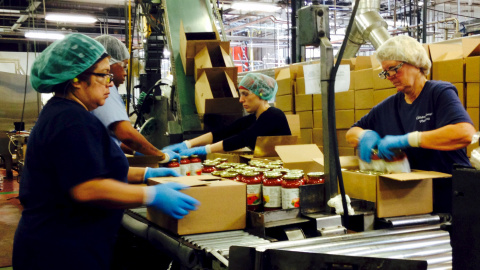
[220,171,240,181]
[180,156,191,176]
[262,172,283,211]
[201,161,218,175]
[281,174,304,209]
[189,155,203,175]
[211,170,223,177]
[215,163,232,171]
[167,158,181,175]
[306,172,325,185]
[240,171,262,211]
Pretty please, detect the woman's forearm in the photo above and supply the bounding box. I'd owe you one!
[188,132,213,147]
[420,122,476,150]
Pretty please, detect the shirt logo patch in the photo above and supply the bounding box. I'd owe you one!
[416,113,433,123]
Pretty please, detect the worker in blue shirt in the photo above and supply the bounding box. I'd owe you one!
[346,35,476,213]
[92,35,179,162]
[12,33,199,270]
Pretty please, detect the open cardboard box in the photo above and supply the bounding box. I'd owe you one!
[194,45,237,84]
[429,42,464,83]
[194,69,239,115]
[338,156,451,218]
[146,175,246,235]
[126,155,162,168]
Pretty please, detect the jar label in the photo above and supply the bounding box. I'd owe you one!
[263,186,281,208]
[171,166,181,175]
[190,163,203,175]
[180,164,191,176]
[247,184,262,206]
[282,188,300,209]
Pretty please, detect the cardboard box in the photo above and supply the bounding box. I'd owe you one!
[354,56,372,71]
[195,70,238,115]
[275,144,324,173]
[373,88,396,106]
[313,110,322,129]
[338,147,355,156]
[336,109,355,129]
[453,82,465,107]
[194,45,237,84]
[312,128,323,146]
[355,109,370,122]
[341,167,451,218]
[286,114,301,139]
[355,89,375,109]
[299,128,313,144]
[372,67,395,90]
[466,83,479,108]
[179,21,230,76]
[432,58,464,83]
[147,176,246,235]
[349,71,355,90]
[354,69,374,90]
[295,94,313,112]
[335,90,354,110]
[126,155,161,168]
[337,129,349,147]
[297,111,313,129]
[275,68,292,96]
[465,56,480,82]
[467,107,479,130]
[207,152,249,163]
[296,77,306,95]
[313,94,322,111]
[275,95,293,112]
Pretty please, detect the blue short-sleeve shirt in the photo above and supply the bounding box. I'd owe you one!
[353,80,473,174]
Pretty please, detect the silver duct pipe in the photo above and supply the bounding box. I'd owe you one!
[342,0,392,58]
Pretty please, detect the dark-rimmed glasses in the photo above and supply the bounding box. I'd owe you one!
[86,72,114,84]
[378,62,404,79]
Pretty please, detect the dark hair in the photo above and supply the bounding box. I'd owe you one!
[53,53,110,96]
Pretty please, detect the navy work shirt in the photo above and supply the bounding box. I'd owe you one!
[212,107,291,151]
[353,80,473,174]
[13,97,129,270]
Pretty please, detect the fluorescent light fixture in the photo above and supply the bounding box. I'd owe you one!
[231,2,282,12]
[0,9,21,14]
[25,31,65,40]
[45,13,97,24]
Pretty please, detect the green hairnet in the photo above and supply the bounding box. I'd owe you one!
[376,35,431,76]
[94,35,130,65]
[30,33,106,93]
[239,73,278,100]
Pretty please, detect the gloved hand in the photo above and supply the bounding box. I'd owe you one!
[163,141,189,153]
[145,182,200,219]
[162,149,181,163]
[179,146,208,157]
[377,134,410,160]
[144,167,181,183]
[134,151,144,156]
[358,130,381,163]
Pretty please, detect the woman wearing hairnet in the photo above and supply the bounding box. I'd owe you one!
[13,33,199,270]
[164,73,291,156]
[346,35,476,212]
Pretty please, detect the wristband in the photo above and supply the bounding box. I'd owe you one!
[407,131,422,147]
[159,152,170,164]
[184,140,192,149]
[143,186,155,205]
[205,144,212,154]
[358,129,371,140]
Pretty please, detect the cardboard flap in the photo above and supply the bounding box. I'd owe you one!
[285,114,300,138]
[429,43,463,61]
[148,175,223,187]
[380,170,451,181]
[253,135,298,157]
[312,155,359,169]
[462,37,480,58]
[204,97,242,114]
[354,56,372,70]
[275,68,290,80]
[276,144,323,163]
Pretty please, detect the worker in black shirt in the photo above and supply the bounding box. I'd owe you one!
[164,73,292,156]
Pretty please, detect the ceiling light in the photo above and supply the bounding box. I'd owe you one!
[231,2,282,12]
[0,9,21,14]
[25,31,65,40]
[45,14,97,24]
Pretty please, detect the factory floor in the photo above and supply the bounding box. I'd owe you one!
[0,169,21,268]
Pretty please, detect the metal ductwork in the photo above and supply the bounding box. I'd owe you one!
[341,0,391,58]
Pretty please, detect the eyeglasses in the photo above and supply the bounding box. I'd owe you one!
[86,72,114,84]
[378,62,404,79]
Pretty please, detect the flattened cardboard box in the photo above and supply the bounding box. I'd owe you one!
[147,176,246,235]
[275,68,292,96]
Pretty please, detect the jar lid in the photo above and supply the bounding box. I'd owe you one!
[254,168,269,172]
[264,172,282,178]
[211,171,223,177]
[307,172,325,177]
[203,160,219,166]
[170,159,178,162]
[220,171,239,178]
[181,155,189,159]
[283,174,302,180]
[241,171,260,177]
[216,164,232,169]
[190,155,199,158]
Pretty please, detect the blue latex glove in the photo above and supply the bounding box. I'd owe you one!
[377,134,410,160]
[163,142,189,153]
[162,149,181,162]
[134,151,144,156]
[179,146,208,157]
[358,130,381,163]
[144,167,181,183]
[146,182,200,219]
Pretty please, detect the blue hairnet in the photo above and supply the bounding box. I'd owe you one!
[94,35,130,65]
[239,73,277,100]
[30,33,106,93]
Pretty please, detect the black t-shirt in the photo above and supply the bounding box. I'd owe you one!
[353,80,473,174]
[13,97,129,270]
[212,107,292,151]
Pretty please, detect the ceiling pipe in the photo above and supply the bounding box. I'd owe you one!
[224,15,287,33]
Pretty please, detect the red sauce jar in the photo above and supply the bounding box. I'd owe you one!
[215,163,232,171]
[281,174,304,209]
[254,168,269,181]
[201,161,218,175]
[180,156,191,176]
[211,171,223,177]
[240,171,262,212]
[220,171,240,181]
[189,155,203,175]
[306,172,325,185]
[167,158,181,175]
[262,172,283,211]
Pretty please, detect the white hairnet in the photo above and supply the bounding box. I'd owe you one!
[239,73,277,100]
[94,35,129,65]
[376,35,431,76]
